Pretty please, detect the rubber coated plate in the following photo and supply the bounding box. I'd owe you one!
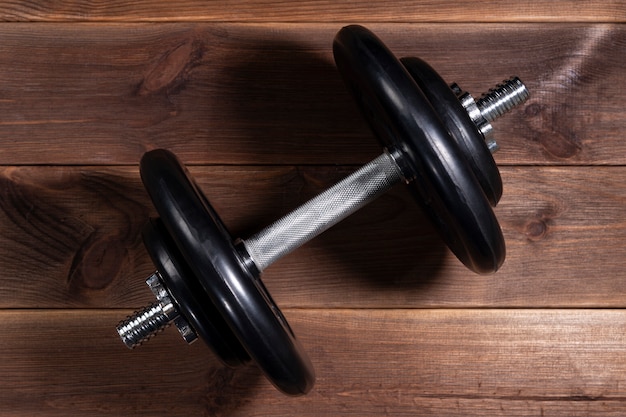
[333,25,505,273]
[400,56,503,206]
[143,218,250,367]
[140,149,315,395]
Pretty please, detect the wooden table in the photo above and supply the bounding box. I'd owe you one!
[0,2,624,415]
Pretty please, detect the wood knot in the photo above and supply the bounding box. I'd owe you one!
[203,366,258,415]
[137,39,204,96]
[524,219,549,241]
[524,101,582,160]
[68,233,125,291]
[524,102,543,117]
[540,132,581,160]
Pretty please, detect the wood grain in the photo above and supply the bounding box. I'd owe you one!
[0,23,623,165]
[0,1,623,22]
[0,165,624,309]
[1,309,626,416]
[0,3,624,414]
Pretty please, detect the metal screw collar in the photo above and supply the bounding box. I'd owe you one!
[452,76,529,153]
[117,272,198,348]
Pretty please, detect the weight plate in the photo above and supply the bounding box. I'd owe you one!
[143,218,250,367]
[140,149,315,395]
[400,56,502,206]
[333,25,505,273]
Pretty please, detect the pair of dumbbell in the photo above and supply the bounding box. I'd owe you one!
[117,25,529,395]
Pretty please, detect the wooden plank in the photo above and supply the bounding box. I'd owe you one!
[0,1,623,23]
[1,309,626,416]
[0,23,623,165]
[0,165,624,308]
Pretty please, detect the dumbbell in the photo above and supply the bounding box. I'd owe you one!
[116,24,529,396]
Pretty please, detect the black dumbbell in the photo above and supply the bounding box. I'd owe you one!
[116,25,529,396]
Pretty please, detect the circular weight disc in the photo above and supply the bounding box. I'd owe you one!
[400,56,503,206]
[140,149,315,395]
[143,218,250,367]
[333,25,505,273]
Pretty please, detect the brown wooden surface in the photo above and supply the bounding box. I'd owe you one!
[3,309,626,416]
[0,23,623,165]
[1,1,625,416]
[1,165,625,309]
[0,1,623,22]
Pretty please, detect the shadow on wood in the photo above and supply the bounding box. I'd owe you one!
[2,310,265,416]
[211,35,377,164]
[216,38,450,289]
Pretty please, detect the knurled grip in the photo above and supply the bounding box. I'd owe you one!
[243,152,402,272]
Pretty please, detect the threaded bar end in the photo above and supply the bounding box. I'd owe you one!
[116,302,172,349]
[476,77,529,122]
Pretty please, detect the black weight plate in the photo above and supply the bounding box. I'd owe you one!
[143,218,250,367]
[333,25,505,273]
[140,149,315,395]
[400,56,503,206]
